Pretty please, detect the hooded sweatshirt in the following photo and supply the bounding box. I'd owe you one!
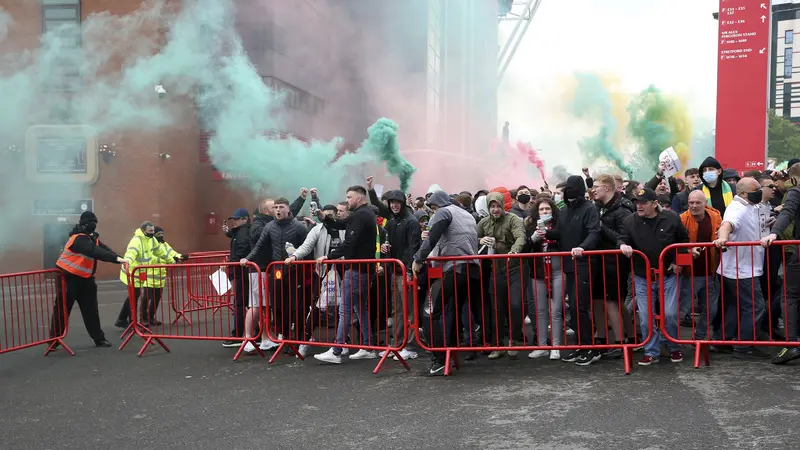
[477,192,527,268]
[62,224,121,278]
[414,190,479,272]
[698,156,733,216]
[368,189,421,274]
[545,175,602,273]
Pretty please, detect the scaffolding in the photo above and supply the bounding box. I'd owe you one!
[498,0,543,85]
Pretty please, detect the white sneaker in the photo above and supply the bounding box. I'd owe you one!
[313,348,342,364]
[395,348,418,360]
[349,349,377,360]
[379,350,389,358]
[549,350,561,360]
[548,325,576,336]
[244,342,256,353]
[297,345,309,358]
[386,318,394,328]
[524,316,531,325]
[341,347,350,356]
[259,339,278,351]
[528,349,549,359]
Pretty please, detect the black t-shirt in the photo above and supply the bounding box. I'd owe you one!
[692,214,713,276]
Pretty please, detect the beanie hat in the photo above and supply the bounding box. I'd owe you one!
[79,211,98,223]
[489,187,513,211]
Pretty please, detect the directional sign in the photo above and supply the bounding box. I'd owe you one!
[715,0,771,174]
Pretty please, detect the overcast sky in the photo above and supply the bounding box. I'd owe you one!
[499,0,720,159]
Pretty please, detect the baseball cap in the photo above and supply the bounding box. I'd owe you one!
[633,187,658,202]
[229,208,250,219]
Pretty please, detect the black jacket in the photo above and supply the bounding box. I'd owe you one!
[596,193,634,250]
[289,192,321,218]
[248,212,273,270]
[671,189,690,214]
[772,186,800,241]
[545,175,601,272]
[227,223,252,277]
[63,225,121,278]
[698,156,728,216]
[644,174,679,201]
[246,215,309,270]
[617,210,689,277]
[324,203,377,272]
[369,189,421,274]
[523,224,562,279]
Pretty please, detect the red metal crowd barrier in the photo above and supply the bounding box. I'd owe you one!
[0,269,73,356]
[265,258,412,374]
[414,250,653,375]
[172,253,233,325]
[119,261,263,359]
[659,240,800,368]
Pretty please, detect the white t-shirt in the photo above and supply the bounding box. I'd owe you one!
[717,197,764,279]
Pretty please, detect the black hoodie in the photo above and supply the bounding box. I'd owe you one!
[63,225,121,277]
[545,175,601,272]
[698,156,728,216]
[226,222,252,275]
[369,189,421,274]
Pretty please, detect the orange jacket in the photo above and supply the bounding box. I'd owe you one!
[680,206,722,270]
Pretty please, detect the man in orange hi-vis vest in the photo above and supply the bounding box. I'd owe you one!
[51,211,125,348]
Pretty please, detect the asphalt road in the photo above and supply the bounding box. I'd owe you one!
[1,287,798,450]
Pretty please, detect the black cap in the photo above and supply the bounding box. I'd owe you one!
[633,187,658,202]
[656,194,671,207]
[79,211,98,223]
[788,158,800,169]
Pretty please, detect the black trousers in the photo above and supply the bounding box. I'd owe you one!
[566,267,593,346]
[50,273,105,341]
[230,275,249,337]
[272,268,307,340]
[423,267,482,363]
[117,287,141,322]
[141,287,163,321]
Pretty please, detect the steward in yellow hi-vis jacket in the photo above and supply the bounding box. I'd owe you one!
[114,222,184,328]
[141,226,185,325]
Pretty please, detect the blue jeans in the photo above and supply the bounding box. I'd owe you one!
[334,269,373,354]
[684,276,719,340]
[634,274,680,358]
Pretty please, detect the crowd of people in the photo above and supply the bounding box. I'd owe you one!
[219,156,800,376]
[49,155,800,377]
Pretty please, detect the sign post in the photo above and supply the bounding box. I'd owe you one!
[715,0,771,174]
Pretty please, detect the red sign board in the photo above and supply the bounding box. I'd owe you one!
[715,0,771,174]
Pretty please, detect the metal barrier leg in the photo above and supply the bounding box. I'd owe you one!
[444,350,453,376]
[233,338,264,361]
[264,342,301,363]
[44,338,74,356]
[622,346,631,375]
[693,342,710,368]
[119,323,153,350]
[137,337,170,357]
[372,350,411,374]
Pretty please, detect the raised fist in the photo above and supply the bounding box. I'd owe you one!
[300,188,309,199]
[309,188,317,197]
[366,176,374,190]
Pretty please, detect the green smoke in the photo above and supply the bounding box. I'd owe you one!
[627,85,693,178]
[569,73,633,176]
[360,118,416,192]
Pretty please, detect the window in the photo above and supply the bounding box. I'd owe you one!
[262,76,325,116]
[785,47,793,79]
[36,136,87,174]
[41,0,81,118]
[784,83,792,118]
[787,30,794,45]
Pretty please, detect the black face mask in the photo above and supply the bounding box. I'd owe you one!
[563,186,579,201]
[746,190,763,204]
[156,236,165,243]
[145,232,155,238]
[81,222,97,234]
[516,194,531,204]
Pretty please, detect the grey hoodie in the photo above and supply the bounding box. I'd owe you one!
[414,190,479,272]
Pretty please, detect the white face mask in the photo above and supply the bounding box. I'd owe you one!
[554,194,562,203]
[540,214,552,223]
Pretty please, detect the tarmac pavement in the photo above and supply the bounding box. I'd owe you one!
[1,287,798,450]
